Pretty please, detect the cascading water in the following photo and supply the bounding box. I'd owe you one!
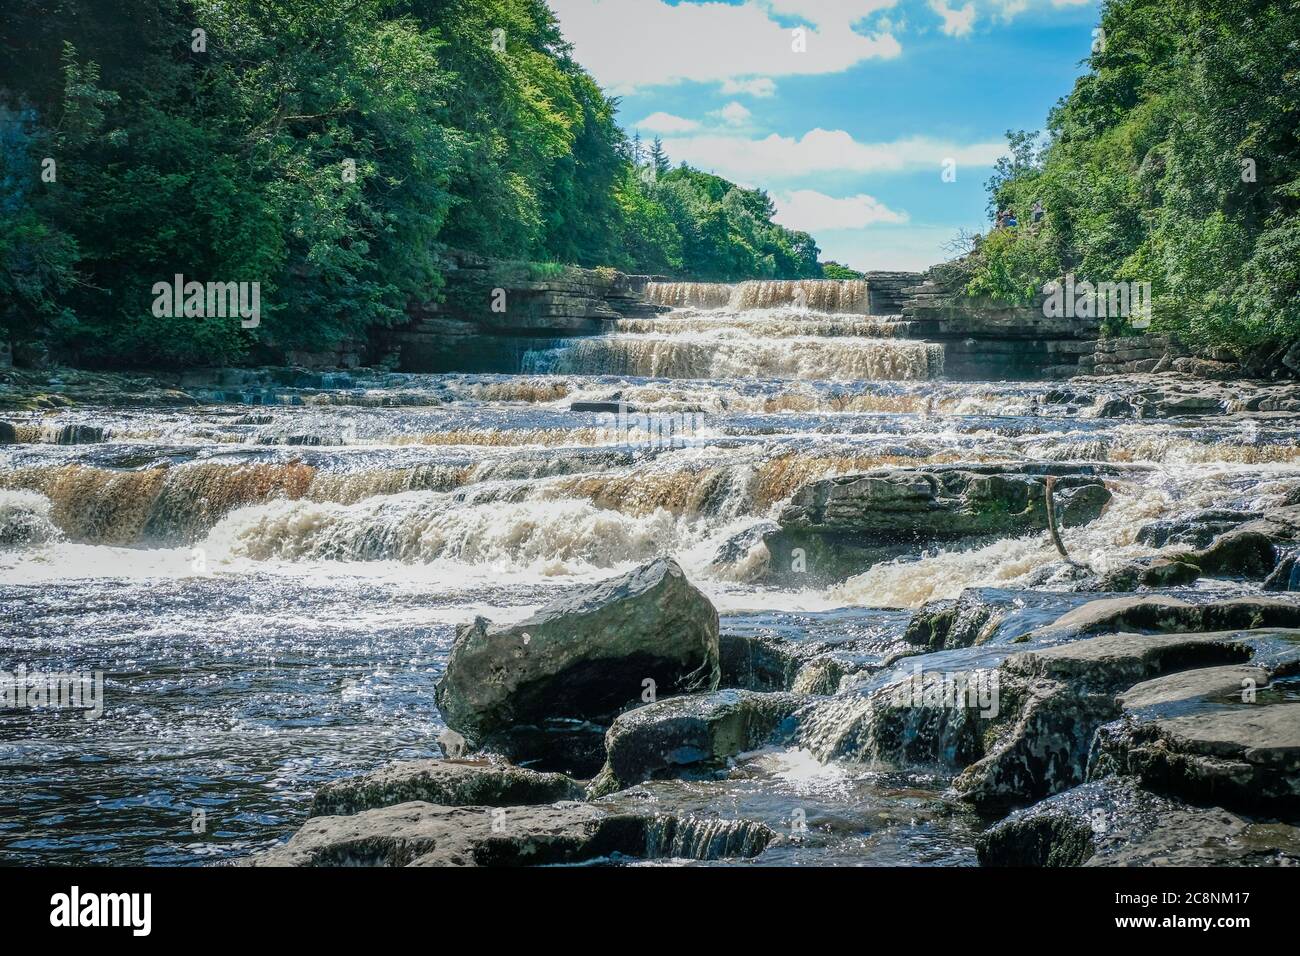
[528,278,936,382]
[4,328,1300,867]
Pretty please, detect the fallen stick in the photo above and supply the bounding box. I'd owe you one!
[1044,475,1072,561]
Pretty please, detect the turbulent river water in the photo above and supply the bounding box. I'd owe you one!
[2,281,1298,865]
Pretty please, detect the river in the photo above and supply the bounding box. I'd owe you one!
[2,280,1296,864]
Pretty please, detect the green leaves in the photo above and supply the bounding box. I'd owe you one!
[968,0,1300,359]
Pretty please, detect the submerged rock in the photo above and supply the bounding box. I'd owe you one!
[308,759,584,818]
[250,800,775,867]
[588,690,803,797]
[978,780,1300,867]
[764,464,1111,583]
[434,557,720,775]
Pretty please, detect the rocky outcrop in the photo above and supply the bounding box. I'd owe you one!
[1053,373,1300,417]
[308,759,584,818]
[898,275,1099,380]
[1093,701,1300,814]
[978,780,1300,867]
[381,251,662,373]
[588,690,803,797]
[1095,557,1201,592]
[797,591,1300,823]
[763,464,1111,583]
[434,557,720,775]
[251,800,775,867]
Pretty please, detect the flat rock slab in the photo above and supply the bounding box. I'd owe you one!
[1031,595,1300,642]
[589,690,804,796]
[308,759,584,818]
[978,780,1300,866]
[1094,703,1300,812]
[1005,631,1254,690]
[434,557,720,774]
[1116,665,1270,710]
[250,800,775,867]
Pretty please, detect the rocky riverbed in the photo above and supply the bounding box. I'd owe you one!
[4,322,1300,866]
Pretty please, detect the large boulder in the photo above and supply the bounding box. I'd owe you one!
[763,464,1111,583]
[251,800,775,867]
[588,690,803,797]
[308,759,584,818]
[434,557,720,775]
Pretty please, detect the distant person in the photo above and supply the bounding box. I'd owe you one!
[995,209,1008,229]
[1006,211,1018,228]
[1031,199,1044,224]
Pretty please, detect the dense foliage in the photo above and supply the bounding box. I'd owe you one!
[963,0,1300,360]
[0,0,819,367]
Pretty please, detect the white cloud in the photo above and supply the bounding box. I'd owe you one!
[720,77,777,97]
[817,224,963,272]
[929,0,976,36]
[763,0,898,25]
[714,102,753,126]
[635,112,701,134]
[989,0,1093,21]
[549,0,901,93]
[773,190,909,231]
[659,128,1007,181]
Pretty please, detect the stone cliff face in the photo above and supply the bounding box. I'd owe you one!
[897,275,1101,380]
[377,251,665,373]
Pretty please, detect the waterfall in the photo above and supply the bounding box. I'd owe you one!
[523,336,943,381]
[642,814,775,860]
[531,277,938,382]
[645,279,870,314]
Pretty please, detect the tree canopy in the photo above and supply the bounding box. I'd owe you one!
[961,0,1300,360]
[0,0,821,367]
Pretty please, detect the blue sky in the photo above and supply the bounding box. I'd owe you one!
[548,0,1103,270]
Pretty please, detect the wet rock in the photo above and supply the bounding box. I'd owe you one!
[1237,504,1300,546]
[588,690,803,797]
[903,591,1008,650]
[308,759,584,817]
[765,464,1111,583]
[1179,529,1276,579]
[434,557,720,775]
[952,630,1259,811]
[800,663,999,770]
[1114,663,1270,710]
[54,423,104,444]
[1135,509,1254,549]
[719,632,800,692]
[1092,702,1300,814]
[1095,557,1201,592]
[708,520,779,581]
[0,421,15,443]
[978,780,1300,867]
[1027,594,1300,642]
[1263,552,1300,591]
[251,800,775,867]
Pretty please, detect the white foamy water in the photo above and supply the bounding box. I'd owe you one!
[524,333,943,381]
[3,277,1298,867]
